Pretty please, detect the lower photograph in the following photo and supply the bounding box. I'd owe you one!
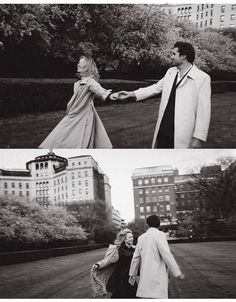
[0,148,236,298]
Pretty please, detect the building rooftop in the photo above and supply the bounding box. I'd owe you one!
[0,169,31,177]
[132,165,174,177]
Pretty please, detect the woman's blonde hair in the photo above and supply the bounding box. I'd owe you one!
[114,228,132,247]
[79,56,100,81]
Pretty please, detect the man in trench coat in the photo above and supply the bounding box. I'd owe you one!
[114,41,211,149]
[129,215,184,298]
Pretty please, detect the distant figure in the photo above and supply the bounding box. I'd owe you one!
[129,215,184,298]
[113,41,211,148]
[39,56,116,149]
[91,228,137,298]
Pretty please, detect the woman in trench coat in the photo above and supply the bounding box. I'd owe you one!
[39,56,115,149]
[91,228,137,298]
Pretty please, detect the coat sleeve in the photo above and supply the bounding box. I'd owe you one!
[193,74,211,142]
[87,78,111,101]
[129,239,141,276]
[97,245,119,268]
[156,232,181,277]
[134,77,164,101]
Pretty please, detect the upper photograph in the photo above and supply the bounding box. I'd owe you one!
[0,3,235,149]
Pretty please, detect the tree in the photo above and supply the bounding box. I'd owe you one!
[127,219,147,242]
[191,157,236,220]
[66,200,113,242]
[0,196,87,245]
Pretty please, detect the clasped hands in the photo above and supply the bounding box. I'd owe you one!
[110,91,135,101]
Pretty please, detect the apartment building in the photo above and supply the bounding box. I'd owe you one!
[160,4,236,29]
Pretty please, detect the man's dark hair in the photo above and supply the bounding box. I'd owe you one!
[146,215,160,228]
[174,41,195,64]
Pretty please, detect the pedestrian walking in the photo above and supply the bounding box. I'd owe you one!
[39,56,117,149]
[113,41,211,149]
[91,228,137,298]
[129,215,184,298]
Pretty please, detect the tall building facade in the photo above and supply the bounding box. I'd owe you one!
[132,164,222,223]
[0,152,111,209]
[160,4,236,29]
[132,166,177,223]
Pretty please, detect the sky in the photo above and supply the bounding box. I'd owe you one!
[0,149,235,223]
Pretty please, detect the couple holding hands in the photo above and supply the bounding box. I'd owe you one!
[39,41,211,149]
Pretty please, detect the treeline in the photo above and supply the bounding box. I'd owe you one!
[0,196,118,252]
[0,4,236,78]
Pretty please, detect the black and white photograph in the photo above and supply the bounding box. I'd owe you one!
[0,1,236,300]
[0,148,236,298]
[0,3,235,148]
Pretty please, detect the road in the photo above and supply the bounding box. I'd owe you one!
[0,241,236,298]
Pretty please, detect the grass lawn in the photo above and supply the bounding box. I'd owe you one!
[0,92,235,148]
[169,241,236,298]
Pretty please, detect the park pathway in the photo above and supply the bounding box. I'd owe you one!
[0,241,236,298]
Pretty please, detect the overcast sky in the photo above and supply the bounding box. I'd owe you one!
[0,149,235,222]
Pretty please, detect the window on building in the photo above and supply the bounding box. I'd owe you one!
[86,190,88,195]
[206,11,208,17]
[166,205,170,211]
[197,5,199,12]
[12,191,15,195]
[232,5,236,10]
[220,15,224,22]
[36,163,39,170]
[159,196,164,202]
[72,162,75,167]
[11,182,15,188]
[146,206,151,213]
[153,205,157,212]
[40,163,43,170]
[205,20,207,26]
[145,189,149,194]
[164,177,168,183]
[159,205,164,211]
[211,10,213,16]
[85,171,88,177]
[57,179,60,185]
[138,179,143,185]
[185,7,188,14]
[201,13,203,19]
[45,162,48,169]
[202,4,204,10]
[5,191,8,195]
[4,182,7,189]
[221,5,225,13]
[140,207,144,213]
[19,191,22,196]
[72,190,75,196]
[138,189,143,195]
[230,24,235,27]
[139,197,144,203]
[72,182,75,188]
[211,4,214,8]
[165,195,170,201]
[26,183,29,189]
[78,172,81,178]
[151,178,155,184]
[196,14,199,20]
[85,180,88,186]
[181,194,185,198]
[152,189,156,193]
[78,181,81,186]
[231,14,236,20]
[146,197,150,203]
[164,187,169,192]
[200,21,203,27]
[79,189,82,194]
[157,178,162,183]
[152,196,157,202]
[140,215,145,219]
[144,179,149,185]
